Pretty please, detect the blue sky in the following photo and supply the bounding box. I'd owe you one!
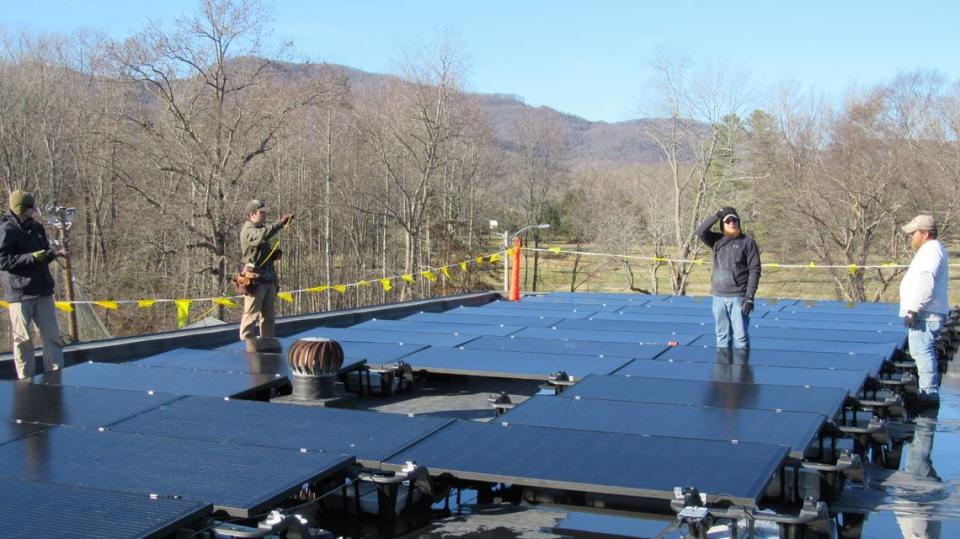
[2,1,957,122]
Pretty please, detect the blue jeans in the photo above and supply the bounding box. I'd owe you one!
[909,312,944,395]
[712,296,749,349]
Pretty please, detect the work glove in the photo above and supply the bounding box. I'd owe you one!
[31,249,55,263]
[741,298,754,316]
[278,213,295,226]
[904,310,918,329]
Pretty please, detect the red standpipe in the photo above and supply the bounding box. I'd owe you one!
[509,236,522,301]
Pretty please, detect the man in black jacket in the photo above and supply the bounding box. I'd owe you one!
[0,191,65,379]
[696,207,761,349]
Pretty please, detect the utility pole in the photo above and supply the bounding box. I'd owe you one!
[44,206,78,342]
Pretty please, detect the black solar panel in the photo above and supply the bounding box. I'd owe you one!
[515,327,702,345]
[0,420,45,446]
[687,335,898,358]
[109,396,452,467]
[353,319,524,336]
[462,335,667,359]
[0,477,210,538]
[0,427,354,517]
[564,375,848,417]
[31,362,286,399]
[614,358,868,394]
[384,420,787,507]
[403,311,563,327]
[0,380,182,428]
[654,346,887,376]
[396,347,633,380]
[501,395,824,458]
[131,348,365,377]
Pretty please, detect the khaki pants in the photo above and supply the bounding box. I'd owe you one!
[9,295,65,379]
[239,281,277,340]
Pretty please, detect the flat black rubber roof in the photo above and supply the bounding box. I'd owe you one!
[383,420,787,507]
[500,395,824,458]
[0,427,354,517]
[654,346,886,376]
[0,380,181,428]
[109,395,452,467]
[613,358,868,394]
[393,347,633,381]
[0,477,211,538]
[30,362,286,399]
[564,374,848,417]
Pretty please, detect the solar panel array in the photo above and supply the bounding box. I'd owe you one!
[0,291,943,536]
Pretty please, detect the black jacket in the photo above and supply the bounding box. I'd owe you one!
[0,211,56,302]
[696,214,761,298]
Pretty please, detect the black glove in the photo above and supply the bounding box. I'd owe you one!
[904,310,918,329]
[31,249,56,263]
[741,298,754,316]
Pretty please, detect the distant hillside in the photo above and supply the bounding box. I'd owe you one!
[332,64,671,166]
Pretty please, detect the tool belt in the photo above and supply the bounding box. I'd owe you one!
[231,270,261,296]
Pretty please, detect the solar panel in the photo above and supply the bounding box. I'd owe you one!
[655,346,887,376]
[403,311,563,327]
[271,327,477,347]
[0,380,182,428]
[614,358,868,394]
[687,336,898,358]
[573,316,904,345]
[563,375,847,417]
[353,319,525,336]
[0,427,354,517]
[0,478,211,538]
[383,420,787,507]
[462,335,668,359]
[764,311,899,324]
[0,421,45,446]
[31,362,286,399]
[501,395,824,458]
[465,304,601,317]
[515,327,702,345]
[521,295,649,306]
[109,396,452,467]
[214,338,427,364]
[394,347,633,380]
[594,310,899,332]
[131,348,366,376]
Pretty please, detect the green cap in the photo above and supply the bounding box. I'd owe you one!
[9,190,35,216]
[245,199,266,214]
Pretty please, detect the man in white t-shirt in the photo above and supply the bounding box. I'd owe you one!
[899,214,950,406]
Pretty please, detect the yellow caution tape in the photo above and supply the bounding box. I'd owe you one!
[277,292,294,303]
[174,299,191,327]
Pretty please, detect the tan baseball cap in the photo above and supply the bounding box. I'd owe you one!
[901,214,937,234]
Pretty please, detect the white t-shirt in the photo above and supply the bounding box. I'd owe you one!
[899,239,950,317]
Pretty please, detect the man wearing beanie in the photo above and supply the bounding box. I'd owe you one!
[238,199,294,342]
[0,190,65,379]
[696,206,762,349]
[899,214,950,407]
